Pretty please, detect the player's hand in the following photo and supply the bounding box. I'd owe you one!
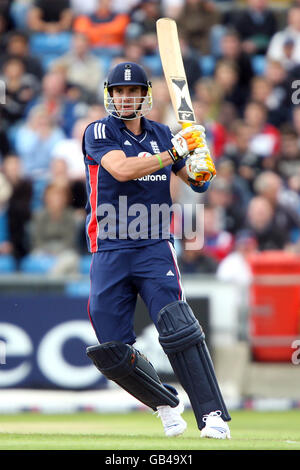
[168,125,207,162]
[186,149,216,184]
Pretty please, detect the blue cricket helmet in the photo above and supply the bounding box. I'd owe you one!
[104,62,153,120]
[105,62,150,90]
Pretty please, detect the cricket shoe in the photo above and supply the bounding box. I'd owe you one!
[200,410,231,439]
[156,401,187,437]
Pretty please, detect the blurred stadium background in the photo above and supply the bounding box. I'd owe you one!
[0,0,300,416]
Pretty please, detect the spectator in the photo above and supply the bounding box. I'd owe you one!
[0,30,44,80]
[85,103,106,123]
[262,60,292,126]
[51,116,91,211]
[244,195,290,250]
[194,78,224,122]
[0,169,13,257]
[216,159,253,211]
[292,106,300,145]
[180,35,202,97]
[178,236,219,274]
[14,105,65,180]
[0,0,13,42]
[217,229,257,286]
[192,97,229,160]
[1,154,33,262]
[216,229,257,339]
[277,124,300,180]
[221,119,260,193]
[129,0,162,37]
[25,182,80,276]
[243,100,280,158]
[51,32,104,98]
[201,203,234,262]
[219,28,254,89]
[147,77,180,131]
[177,0,220,55]
[120,38,146,66]
[253,171,300,242]
[249,75,290,128]
[73,0,130,50]
[205,178,246,235]
[128,0,162,55]
[110,0,139,14]
[70,0,98,16]
[9,0,34,30]
[214,59,249,115]
[267,5,300,68]
[26,70,85,137]
[225,0,277,55]
[161,0,184,19]
[0,55,40,126]
[27,0,73,34]
[51,116,90,181]
[0,127,10,159]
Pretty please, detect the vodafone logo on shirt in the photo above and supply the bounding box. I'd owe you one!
[136,152,167,181]
[136,174,167,181]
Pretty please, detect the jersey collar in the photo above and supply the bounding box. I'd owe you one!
[109,115,153,132]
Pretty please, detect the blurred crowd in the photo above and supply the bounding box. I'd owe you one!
[1,0,300,276]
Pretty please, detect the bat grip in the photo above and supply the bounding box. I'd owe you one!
[181,122,193,130]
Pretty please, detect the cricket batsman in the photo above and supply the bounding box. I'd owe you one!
[83,62,231,439]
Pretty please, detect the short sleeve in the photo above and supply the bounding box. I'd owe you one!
[82,121,122,164]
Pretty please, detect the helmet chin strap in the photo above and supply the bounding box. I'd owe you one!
[118,103,143,121]
[121,112,139,120]
[104,84,152,120]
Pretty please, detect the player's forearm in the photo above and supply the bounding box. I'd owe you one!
[112,151,173,182]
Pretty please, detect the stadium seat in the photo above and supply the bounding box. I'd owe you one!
[91,46,123,59]
[29,32,73,55]
[19,254,56,274]
[251,55,266,76]
[199,56,216,77]
[65,281,90,297]
[0,255,17,273]
[29,32,73,70]
[142,55,162,76]
[79,255,92,275]
[94,55,113,77]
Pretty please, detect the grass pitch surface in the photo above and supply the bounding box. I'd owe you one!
[0,410,300,450]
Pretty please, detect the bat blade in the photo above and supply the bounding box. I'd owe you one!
[156,17,195,127]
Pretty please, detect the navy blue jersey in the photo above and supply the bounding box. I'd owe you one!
[82,115,185,252]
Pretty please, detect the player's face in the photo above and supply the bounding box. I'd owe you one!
[111,85,146,118]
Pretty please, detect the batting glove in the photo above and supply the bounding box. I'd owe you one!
[168,125,207,162]
[186,149,216,184]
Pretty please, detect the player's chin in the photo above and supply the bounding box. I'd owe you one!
[119,109,138,119]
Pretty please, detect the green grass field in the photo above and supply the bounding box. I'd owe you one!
[0,410,300,451]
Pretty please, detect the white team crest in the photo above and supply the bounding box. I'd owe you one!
[150,141,160,154]
[124,69,131,81]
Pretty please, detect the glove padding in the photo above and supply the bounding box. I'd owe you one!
[186,148,216,184]
[169,125,207,162]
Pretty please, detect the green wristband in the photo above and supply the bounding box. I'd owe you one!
[155,154,164,169]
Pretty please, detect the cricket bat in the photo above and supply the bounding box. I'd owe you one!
[156,17,195,130]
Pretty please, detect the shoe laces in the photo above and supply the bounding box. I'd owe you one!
[155,405,180,426]
[202,410,222,423]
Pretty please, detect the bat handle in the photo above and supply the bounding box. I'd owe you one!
[181,121,196,158]
[181,122,193,130]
